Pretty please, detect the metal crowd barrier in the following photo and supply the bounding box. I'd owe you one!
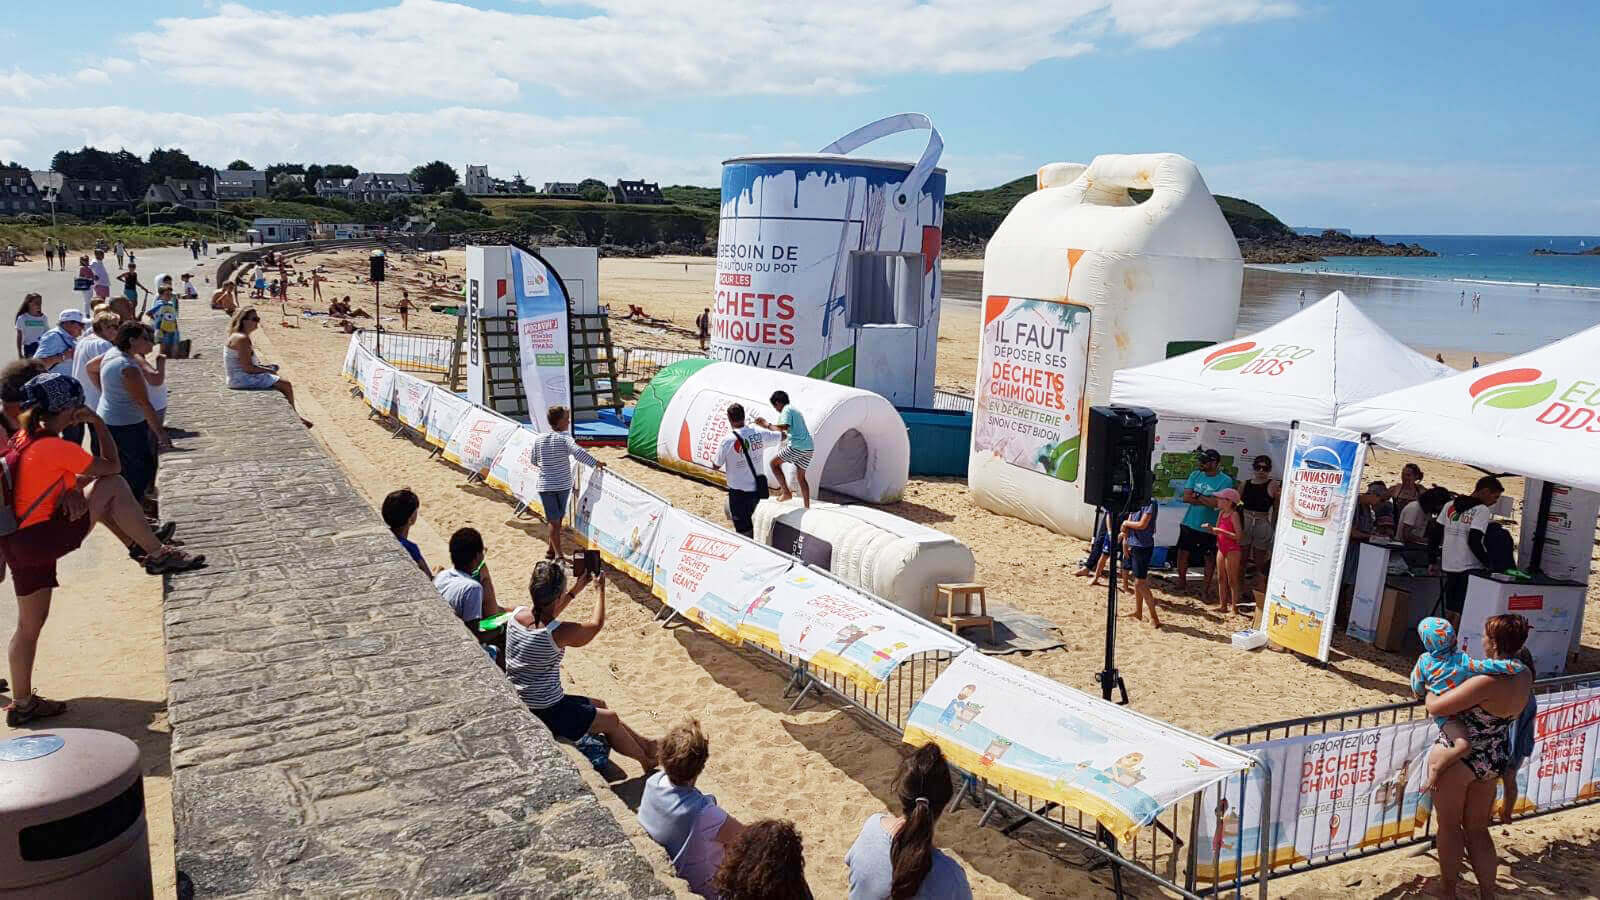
[616,345,710,380]
[1200,668,1600,894]
[932,389,975,413]
[360,328,458,381]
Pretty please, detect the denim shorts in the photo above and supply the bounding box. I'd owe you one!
[540,490,571,523]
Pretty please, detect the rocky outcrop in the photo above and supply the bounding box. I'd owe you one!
[1239,230,1436,264]
[1532,246,1600,256]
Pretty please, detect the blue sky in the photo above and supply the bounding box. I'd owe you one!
[2,0,1597,234]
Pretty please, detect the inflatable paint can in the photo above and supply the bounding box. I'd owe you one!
[713,114,945,408]
[969,153,1243,539]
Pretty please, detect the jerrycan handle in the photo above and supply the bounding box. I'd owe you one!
[1077,153,1198,205]
[818,113,943,214]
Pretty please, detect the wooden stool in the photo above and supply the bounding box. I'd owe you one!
[937,582,994,642]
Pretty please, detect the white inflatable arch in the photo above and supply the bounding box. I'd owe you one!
[628,360,910,503]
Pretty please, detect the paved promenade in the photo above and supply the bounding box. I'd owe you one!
[156,309,668,897]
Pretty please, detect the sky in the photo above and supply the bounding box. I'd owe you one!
[1,0,1597,235]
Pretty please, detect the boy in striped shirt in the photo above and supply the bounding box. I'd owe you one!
[531,405,604,560]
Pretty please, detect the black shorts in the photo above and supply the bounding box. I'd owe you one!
[1443,570,1477,614]
[727,488,760,537]
[109,422,157,500]
[531,694,598,741]
[1127,545,1153,580]
[1177,525,1216,559]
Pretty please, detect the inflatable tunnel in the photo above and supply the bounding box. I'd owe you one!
[628,360,910,504]
[752,499,976,618]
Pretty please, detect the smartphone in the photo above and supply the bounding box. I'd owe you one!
[580,549,602,576]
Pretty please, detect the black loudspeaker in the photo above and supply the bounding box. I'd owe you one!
[1083,406,1157,510]
[369,250,385,282]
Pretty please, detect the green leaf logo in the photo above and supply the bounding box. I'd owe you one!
[1206,348,1261,372]
[1474,380,1556,410]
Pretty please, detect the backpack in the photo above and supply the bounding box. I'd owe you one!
[0,437,61,538]
[1484,521,1516,572]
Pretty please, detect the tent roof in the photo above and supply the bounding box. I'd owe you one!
[1110,291,1452,431]
[1338,323,1600,492]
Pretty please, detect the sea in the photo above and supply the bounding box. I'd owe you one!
[1241,233,1600,356]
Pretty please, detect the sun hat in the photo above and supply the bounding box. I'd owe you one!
[20,372,85,413]
[57,309,87,325]
[1214,488,1241,503]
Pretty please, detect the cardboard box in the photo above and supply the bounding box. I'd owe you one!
[1374,587,1411,652]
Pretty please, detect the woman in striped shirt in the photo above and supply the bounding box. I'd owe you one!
[506,560,657,768]
[531,405,603,560]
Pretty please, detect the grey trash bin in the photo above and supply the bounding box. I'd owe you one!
[0,728,152,899]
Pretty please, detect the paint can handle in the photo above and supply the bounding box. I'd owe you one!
[818,113,943,215]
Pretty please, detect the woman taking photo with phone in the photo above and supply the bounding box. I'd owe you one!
[505,559,658,769]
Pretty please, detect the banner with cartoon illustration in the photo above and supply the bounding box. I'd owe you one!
[483,427,541,505]
[737,567,967,692]
[442,406,521,478]
[571,463,670,584]
[1150,417,1287,549]
[1513,682,1600,817]
[972,296,1092,481]
[363,360,398,418]
[342,334,365,382]
[649,508,794,643]
[392,372,434,434]
[1262,424,1367,661]
[422,387,473,450]
[904,652,1257,843]
[1193,720,1435,882]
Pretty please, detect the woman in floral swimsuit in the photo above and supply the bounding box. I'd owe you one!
[1423,614,1534,900]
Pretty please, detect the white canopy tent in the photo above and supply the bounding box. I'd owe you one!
[1338,323,1600,493]
[1110,291,1453,429]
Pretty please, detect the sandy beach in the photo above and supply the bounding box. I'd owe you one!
[249,247,1600,896]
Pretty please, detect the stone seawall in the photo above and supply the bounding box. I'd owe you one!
[156,309,668,897]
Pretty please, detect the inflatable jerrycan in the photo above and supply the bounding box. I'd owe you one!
[968,153,1243,539]
[713,114,946,408]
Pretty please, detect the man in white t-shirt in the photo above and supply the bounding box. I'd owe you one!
[1435,476,1504,617]
[710,403,780,537]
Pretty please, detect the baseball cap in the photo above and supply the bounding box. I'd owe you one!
[57,309,87,325]
[20,372,85,413]
[1214,488,1241,503]
[1199,448,1221,463]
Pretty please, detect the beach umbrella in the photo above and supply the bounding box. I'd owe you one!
[1337,322,1600,493]
[1110,291,1452,431]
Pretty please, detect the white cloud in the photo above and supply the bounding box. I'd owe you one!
[103,59,136,75]
[132,0,1298,103]
[0,105,708,184]
[75,68,112,85]
[1,67,49,100]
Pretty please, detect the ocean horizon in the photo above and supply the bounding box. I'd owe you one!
[1268,233,1600,290]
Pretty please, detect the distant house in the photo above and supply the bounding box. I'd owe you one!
[314,177,354,199]
[215,169,268,199]
[348,172,421,203]
[273,172,305,187]
[542,182,581,197]
[251,217,310,243]
[145,177,217,210]
[35,174,131,217]
[611,179,665,204]
[464,164,492,195]
[0,167,45,215]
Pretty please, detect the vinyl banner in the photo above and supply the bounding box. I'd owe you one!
[343,334,363,382]
[442,407,520,477]
[972,296,1092,482]
[1514,683,1600,816]
[483,427,541,505]
[904,652,1256,843]
[363,361,398,418]
[571,464,669,584]
[1262,424,1367,661]
[1518,480,1600,586]
[392,373,434,435]
[736,567,966,692]
[650,509,793,643]
[511,248,571,431]
[1193,720,1434,882]
[422,388,473,450]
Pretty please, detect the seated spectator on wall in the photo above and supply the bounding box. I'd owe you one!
[846,742,973,899]
[226,307,310,428]
[638,719,746,897]
[383,488,429,577]
[505,560,657,768]
[432,527,499,624]
[713,820,814,900]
